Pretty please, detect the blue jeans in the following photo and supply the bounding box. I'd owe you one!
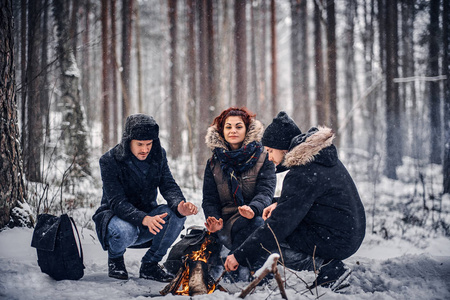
[106,205,185,263]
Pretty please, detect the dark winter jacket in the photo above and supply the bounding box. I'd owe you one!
[92,115,185,250]
[233,126,366,266]
[202,119,276,247]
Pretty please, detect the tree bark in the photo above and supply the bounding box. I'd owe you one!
[25,0,43,182]
[270,0,277,116]
[327,0,338,145]
[235,0,247,107]
[384,0,401,179]
[0,0,33,229]
[122,0,133,121]
[444,0,450,194]
[168,0,181,158]
[101,0,110,152]
[314,0,326,126]
[429,0,441,164]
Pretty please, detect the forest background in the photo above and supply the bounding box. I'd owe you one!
[1,0,450,256]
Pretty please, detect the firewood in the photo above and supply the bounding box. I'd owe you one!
[160,263,186,296]
[189,260,208,296]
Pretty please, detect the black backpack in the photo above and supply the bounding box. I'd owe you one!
[31,213,85,280]
[164,225,221,275]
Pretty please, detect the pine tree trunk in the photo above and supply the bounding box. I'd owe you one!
[327,0,338,145]
[101,0,110,152]
[121,0,133,121]
[235,0,247,107]
[168,0,181,158]
[429,0,441,164]
[270,0,277,116]
[25,0,43,182]
[384,0,401,179]
[443,0,450,194]
[314,0,326,126]
[0,0,33,229]
[111,0,119,143]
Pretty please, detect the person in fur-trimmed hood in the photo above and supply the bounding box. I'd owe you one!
[92,114,198,282]
[224,111,366,291]
[202,107,276,254]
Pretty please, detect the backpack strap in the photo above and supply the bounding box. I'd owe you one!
[69,216,83,261]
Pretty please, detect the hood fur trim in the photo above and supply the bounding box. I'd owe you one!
[283,126,335,168]
[205,119,264,151]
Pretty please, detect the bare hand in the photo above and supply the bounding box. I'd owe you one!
[262,203,277,220]
[204,216,223,233]
[142,213,168,235]
[238,205,255,219]
[177,201,198,216]
[224,254,239,272]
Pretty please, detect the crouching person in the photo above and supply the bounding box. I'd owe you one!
[224,112,366,291]
[93,114,198,282]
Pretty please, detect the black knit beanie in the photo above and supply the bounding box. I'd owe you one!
[262,111,302,150]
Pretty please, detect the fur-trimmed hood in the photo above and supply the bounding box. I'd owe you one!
[205,119,264,151]
[283,126,336,168]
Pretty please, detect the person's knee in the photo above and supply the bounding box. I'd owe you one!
[107,217,138,244]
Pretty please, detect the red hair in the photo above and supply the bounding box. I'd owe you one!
[211,107,256,137]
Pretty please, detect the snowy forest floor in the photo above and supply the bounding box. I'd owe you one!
[1,157,450,299]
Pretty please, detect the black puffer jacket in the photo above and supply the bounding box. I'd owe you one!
[233,127,366,265]
[92,114,185,250]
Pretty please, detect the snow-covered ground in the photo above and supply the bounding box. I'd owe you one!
[1,159,450,300]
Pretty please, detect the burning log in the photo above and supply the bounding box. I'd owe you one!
[239,253,288,299]
[188,260,208,295]
[160,233,220,296]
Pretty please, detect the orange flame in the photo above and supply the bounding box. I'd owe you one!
[174,234,216,295]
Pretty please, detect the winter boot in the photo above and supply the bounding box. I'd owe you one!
[139,262,174,282]
[308,260,352,292]
[108,256,129,280]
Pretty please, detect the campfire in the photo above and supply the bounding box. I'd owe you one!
[160,233,219,296]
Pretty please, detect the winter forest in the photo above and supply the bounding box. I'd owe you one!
[1,0,450,299]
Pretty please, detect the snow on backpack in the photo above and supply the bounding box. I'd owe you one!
[31,213,85,280]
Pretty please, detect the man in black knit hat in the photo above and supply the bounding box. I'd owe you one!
[93,114,198,282]
[225,111,366,292]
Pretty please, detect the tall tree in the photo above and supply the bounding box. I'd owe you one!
[400,0,418,158]
[270,0,277,116]
[343,0,356,149]
[20,0,26,148]
[384,0,401,179]
[168,0,181,158]
[101,0,110,152]
[186,0,197,179]
[235,0,247,107]
[291,0,310,129]
[81,0,92,126]
[314,0,326,125]
[429,0,441,164]
[25,0,43,182]
[197,0,210,175]
[326,0,338,144]
[122,0,133,121]
[53,0,91,179]
[70,0,79,58]
[258,0,268,123]
[250,0,258,111]
[444,0,450,194]
[111,0,118,143]
[41,0,50,139]
[1,0,33,229]
[135,3,143,113]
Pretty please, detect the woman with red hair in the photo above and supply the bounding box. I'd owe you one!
[202,107,276,278]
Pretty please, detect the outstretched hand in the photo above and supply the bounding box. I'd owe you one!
[204,216,223,233]
[142,213,168,235]
[262,203,277,220]
[177,201,198,216]
[238,205,255,219]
